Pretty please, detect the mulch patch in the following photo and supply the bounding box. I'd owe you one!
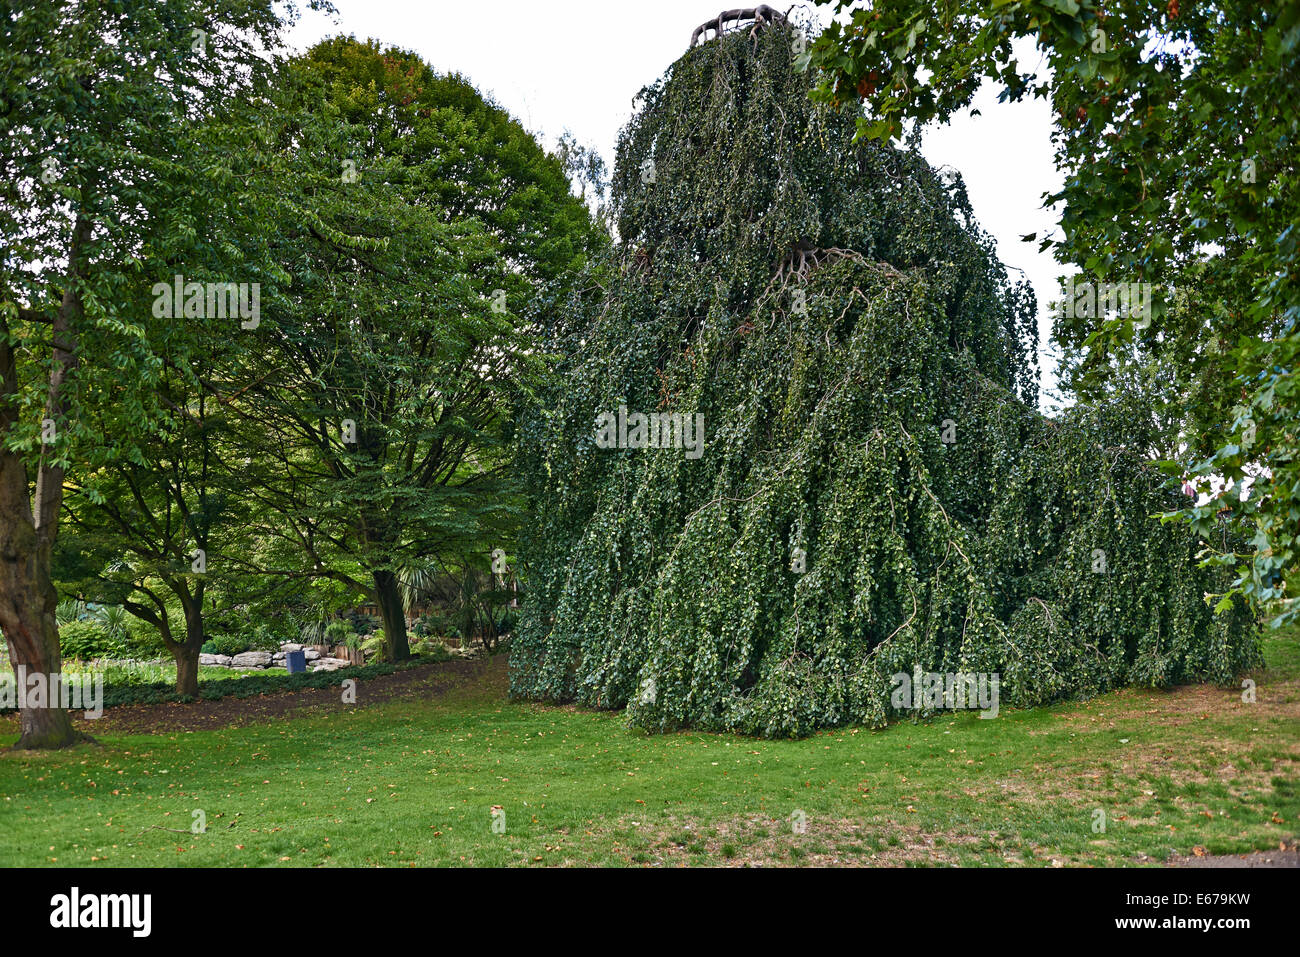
[0,655,506,737]
[1166,839,1300,868]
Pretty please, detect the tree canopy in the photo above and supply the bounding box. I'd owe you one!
[509,23,1259,737]
[3,9,601,738]
[0,0,296,746]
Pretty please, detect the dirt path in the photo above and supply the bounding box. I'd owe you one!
[0,655,506,736]
[1167,840,1299,868]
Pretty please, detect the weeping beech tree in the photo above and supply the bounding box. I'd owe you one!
[509,23,1260,737]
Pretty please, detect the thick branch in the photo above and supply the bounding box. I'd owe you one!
[690,5,786,47]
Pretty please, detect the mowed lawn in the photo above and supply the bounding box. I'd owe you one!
[1,628,1297,867]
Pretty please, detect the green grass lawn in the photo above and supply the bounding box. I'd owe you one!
[1,627,1296,867]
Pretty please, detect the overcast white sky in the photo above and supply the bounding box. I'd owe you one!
[286,1,1067,408]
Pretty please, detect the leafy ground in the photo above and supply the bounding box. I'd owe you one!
[1,628,1296,867]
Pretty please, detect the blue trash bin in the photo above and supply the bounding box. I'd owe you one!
[286,649,307,674]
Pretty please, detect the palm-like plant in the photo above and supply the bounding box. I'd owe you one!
[397,561,441,616]
[92,604,129,643]
[56,600,82,626]
[323,620,353,647]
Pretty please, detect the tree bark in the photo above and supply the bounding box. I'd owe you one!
[0,440,82,750]
[0,551,80,748]
[173,643,201,698]
[372,568,411,662]
[0,212,92,749]
[691,5,785,46]
[172,593,205,697]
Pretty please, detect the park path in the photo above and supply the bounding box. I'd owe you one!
[0,655,505,736]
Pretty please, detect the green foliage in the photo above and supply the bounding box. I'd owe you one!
[246,624,281,653]
[360,630,386,662]
[323,620,354,646]
[58,620,126,662]
[207,632,251,658]
[221,37,604,662]
[806,0,1300,625]
[510,26,1260,737]
[88,604,129,643]
[55,601,80,627]
[0,0,292,475]
[122,616,165,657]
[0,655,444,712]
[97,662,177,687]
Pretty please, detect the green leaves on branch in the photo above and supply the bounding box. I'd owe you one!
[808,0,1300,626]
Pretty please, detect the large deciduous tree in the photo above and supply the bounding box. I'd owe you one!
[0,0,297,747]
[510,23,1258,737]
[229,39,602,662]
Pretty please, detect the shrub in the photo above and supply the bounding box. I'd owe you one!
[207,632,248,657]
[99,661,172,686]
[409,636,437,655]
[323,620,353,646]
[122,616,166,658]
[256,614,298,645]
[59,620,126,661]
[21,652,451,712]
[246,624,280,653]
[343,611,379,634]
[360,630,386,662]
[415,612,459,639]
[56,600,81,626]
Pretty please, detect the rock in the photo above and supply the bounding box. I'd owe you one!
[200,653,233,667]
[280,643,304,653]
[231,651,273,669]
[318,657,350,668]
[304,649,321,661]
[312,661,341,672]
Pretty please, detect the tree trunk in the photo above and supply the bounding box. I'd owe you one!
[174,644,201,698]
[372,568,410,661]
[0,362,82,751]
[0,482,83,749]
[174,588,205,696]
[0,210,92,749]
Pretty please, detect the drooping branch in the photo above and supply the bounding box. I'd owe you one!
[690,5,787,47]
